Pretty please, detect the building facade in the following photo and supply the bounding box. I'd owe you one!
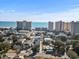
[17,21,31,30]
[70,21,79,35]
[64,22,71,32]
[55,21,71,32]
[55,21,64,32]
[35,27,47,31]
[48,21,53,31]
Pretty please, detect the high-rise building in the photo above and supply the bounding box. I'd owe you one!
[55,21,71,32]
[48,21,53,31]
[17,21,31,30]
[64,22,71,32]
[55,21,79,35]
[70,21,79,35]
[17,21,23,30]
[55,21,64,31]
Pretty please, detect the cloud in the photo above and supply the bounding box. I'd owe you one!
[29,8,79,22]
[0,8,79,22]
[0,10,4,14]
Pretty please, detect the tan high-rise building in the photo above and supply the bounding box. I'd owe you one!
[64,22,71,32]
[55,21,71,32]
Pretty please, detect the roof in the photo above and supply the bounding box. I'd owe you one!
[7,49,16,53]
[44,38,52,41]
[6,53,17,58]
[56,33,67,37]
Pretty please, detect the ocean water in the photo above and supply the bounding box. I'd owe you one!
[0,21,48,28]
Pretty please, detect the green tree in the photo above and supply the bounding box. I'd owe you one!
[12,35,17,43]
[72,35,79,40]
[0,42,11,54]
[67,50,79,59]
[57,36,67,42]
[0,34,4,42]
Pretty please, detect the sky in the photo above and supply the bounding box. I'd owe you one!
[0,0,79,22]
